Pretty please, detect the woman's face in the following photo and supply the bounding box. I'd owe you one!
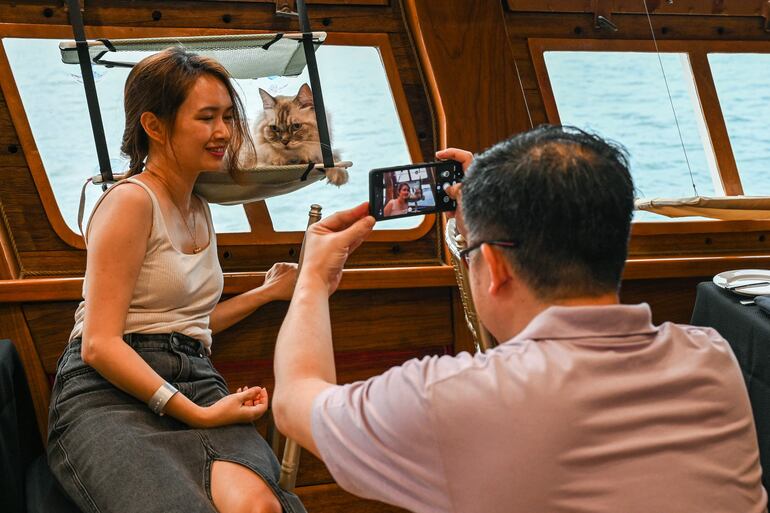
[168,74,234,173]
[398,185,410,199]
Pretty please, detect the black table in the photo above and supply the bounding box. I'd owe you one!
[691,282,770,492]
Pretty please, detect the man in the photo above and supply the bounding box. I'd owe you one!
[272,126,767,512]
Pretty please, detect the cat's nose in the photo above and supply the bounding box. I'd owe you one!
[281,139,290,146]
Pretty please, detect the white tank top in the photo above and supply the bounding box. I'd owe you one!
[69,178,224,351]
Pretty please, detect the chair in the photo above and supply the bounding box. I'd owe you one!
[0,340,81,513]
[444,218,496,352]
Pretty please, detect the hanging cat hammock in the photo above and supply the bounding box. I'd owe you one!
[62,0,350,207]
[635,196,770,221]
[59,32,326,79]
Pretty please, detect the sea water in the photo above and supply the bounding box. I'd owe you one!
[4,39,770,232]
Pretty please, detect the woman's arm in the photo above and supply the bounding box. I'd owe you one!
[383,199,395,217]
[209,262,297,334]
[81,185,264,427]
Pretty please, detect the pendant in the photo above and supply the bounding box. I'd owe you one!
[193,246,203,254]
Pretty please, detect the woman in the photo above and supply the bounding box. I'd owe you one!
[47,48,305,513]
[383,182,412,217]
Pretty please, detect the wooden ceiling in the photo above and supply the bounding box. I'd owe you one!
[506,0,770,17]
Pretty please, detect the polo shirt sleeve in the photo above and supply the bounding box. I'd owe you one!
[311,356,452,513]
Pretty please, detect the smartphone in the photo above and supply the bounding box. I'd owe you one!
[369,160,463,221]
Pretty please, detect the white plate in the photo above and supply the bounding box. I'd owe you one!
[713,269,770,297]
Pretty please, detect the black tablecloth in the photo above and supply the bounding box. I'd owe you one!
[691,282,770,491]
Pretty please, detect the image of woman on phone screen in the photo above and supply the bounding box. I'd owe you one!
[384,182,414,217]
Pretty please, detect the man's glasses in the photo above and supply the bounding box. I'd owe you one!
[458,240,518,268]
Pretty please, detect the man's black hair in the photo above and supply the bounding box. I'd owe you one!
[462,125,634,300]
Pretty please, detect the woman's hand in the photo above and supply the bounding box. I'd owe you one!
[262,262,298,302]
[197,386,268,428]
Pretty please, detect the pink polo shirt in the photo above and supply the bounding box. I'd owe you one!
[311,303,767,513]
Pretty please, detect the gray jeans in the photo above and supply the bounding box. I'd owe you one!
[47,332,305,513]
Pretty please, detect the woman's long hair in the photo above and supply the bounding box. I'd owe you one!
[121,46,255,178]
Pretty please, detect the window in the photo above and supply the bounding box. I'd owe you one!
[255,45,416,230]
[3,38,416,234]
[544,51,717,221]
[709,53,770,196]
[4,38,250,233]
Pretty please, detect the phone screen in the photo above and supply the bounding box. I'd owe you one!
[369,161,461,221]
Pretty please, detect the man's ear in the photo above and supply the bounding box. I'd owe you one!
[140,112,165,145]
[479,243,513,295]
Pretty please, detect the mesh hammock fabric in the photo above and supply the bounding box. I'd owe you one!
[63,32,352,210]
[193,161,353,205]
[59,32,326,79]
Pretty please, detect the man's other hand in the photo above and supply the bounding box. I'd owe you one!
[436,148,473,235]
[299,202,376,295]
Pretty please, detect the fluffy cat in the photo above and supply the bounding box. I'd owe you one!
[249,83,347,186]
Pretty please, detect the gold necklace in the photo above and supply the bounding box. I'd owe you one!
[144,167,203,254]
[171,197,201,254]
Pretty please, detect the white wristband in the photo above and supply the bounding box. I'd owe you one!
[148,382,178,416]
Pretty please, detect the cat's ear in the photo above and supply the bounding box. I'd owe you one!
[259,88,276,110]
[294,83,315,109]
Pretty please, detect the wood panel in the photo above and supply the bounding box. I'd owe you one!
[0,94,26,168]
[0,2,402,32]
[404,0,531,154]
[22,286,453,377]
[202,0,389,4]
[5,252,770,306]
[222,0,390,5]
[296,483,407,512]
[506,12,770,40]
[506,0,770,16]
[0,168,72,254]
[621,276,707,325]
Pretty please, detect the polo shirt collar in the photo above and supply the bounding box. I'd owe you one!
[509,303,658,343]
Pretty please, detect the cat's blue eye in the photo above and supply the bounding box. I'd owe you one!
[269,125,279,132]
[291,123,302,131]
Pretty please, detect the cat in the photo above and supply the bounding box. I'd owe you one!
[248,83,347,186]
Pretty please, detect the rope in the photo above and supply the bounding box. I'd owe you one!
[642,0,698,196]
[498,0,534,129]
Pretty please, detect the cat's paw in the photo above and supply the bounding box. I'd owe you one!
[325,167,349,186]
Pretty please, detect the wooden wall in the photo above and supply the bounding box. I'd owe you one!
[2,1,770,511]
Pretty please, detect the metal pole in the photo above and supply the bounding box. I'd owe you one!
[278,204,322,491]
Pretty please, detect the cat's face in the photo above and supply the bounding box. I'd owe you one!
[257,84,319,150]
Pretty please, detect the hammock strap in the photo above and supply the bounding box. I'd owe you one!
[77,176,93,237]
[66,0,113,183]
[297,0,335,169]
[300,162,316,181]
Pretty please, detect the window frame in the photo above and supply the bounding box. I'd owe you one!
[529,38,770,241]
[0,24,432,251]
